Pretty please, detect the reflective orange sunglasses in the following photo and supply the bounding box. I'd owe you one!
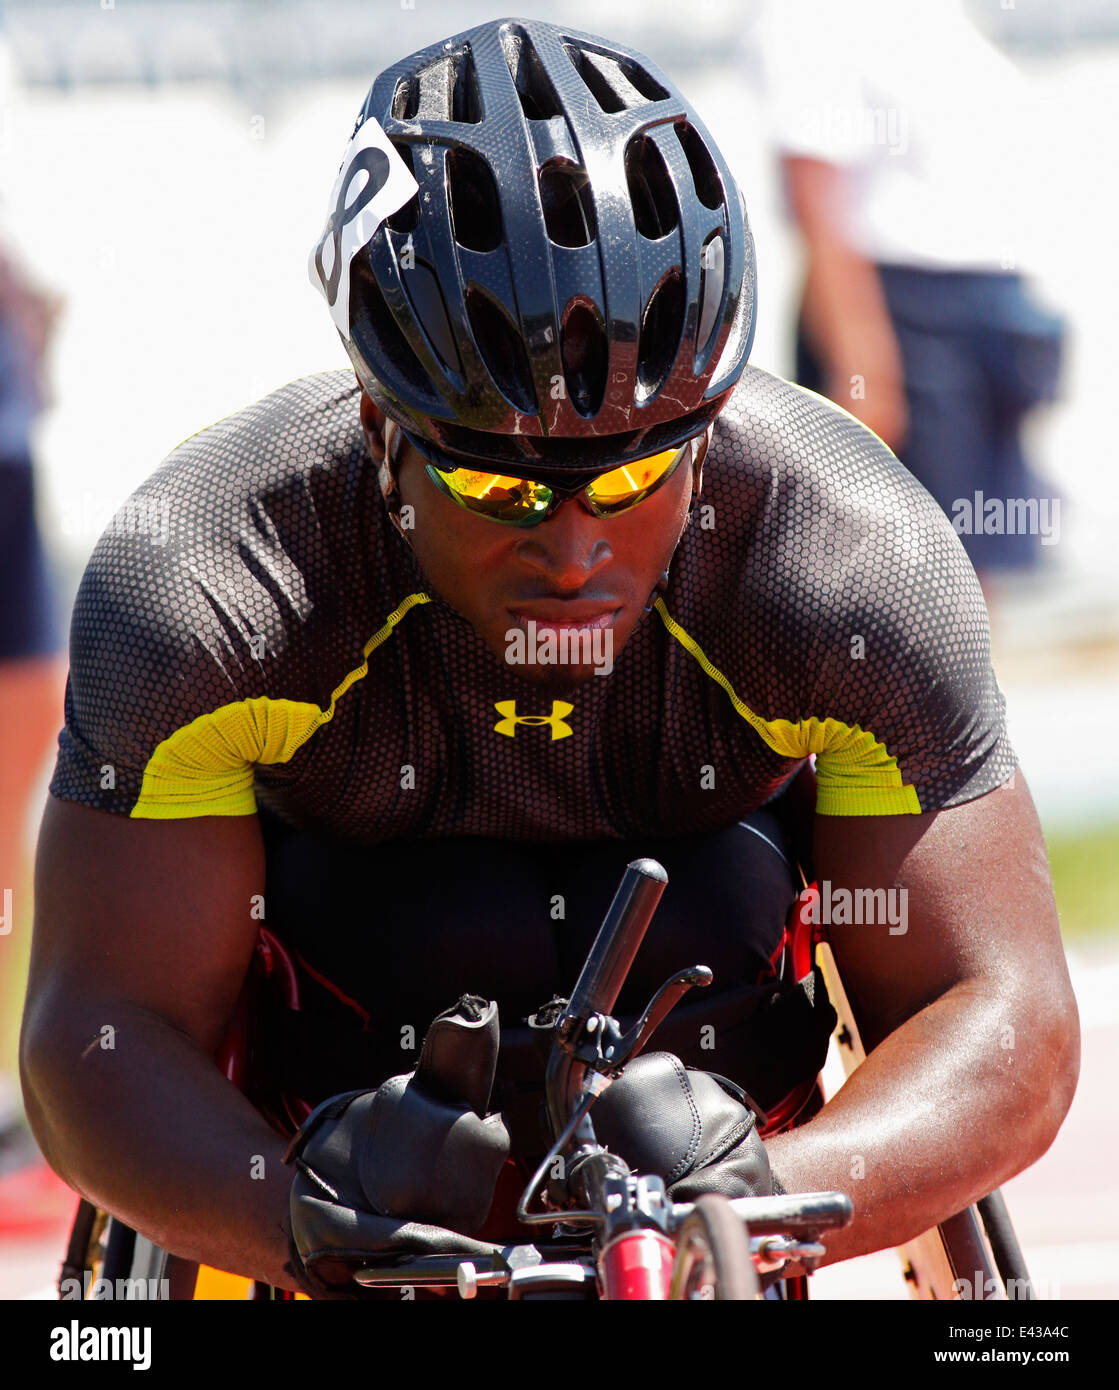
[410,433,704,527]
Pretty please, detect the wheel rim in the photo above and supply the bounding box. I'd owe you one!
[671,1230,718,1300]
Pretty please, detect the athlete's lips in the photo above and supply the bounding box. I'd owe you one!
[506,602,621,630]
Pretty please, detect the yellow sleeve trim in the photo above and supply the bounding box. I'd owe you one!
[653,598,922,817]
[130,696,322,818]
[131,592,431,819]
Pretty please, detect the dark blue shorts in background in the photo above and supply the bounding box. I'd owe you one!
[796,267,1066,574]
[0,457,61,660]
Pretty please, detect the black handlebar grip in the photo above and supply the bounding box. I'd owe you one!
[567,858,668,1023]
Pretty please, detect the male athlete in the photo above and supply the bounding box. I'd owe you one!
[20,18,1078,1298]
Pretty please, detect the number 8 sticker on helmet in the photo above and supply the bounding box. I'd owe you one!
[309,116,420,333]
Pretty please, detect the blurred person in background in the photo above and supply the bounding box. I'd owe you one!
[758,0,1066,610]
[0,223,71,1235]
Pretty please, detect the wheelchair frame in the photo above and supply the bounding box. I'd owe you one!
[62,870,1035,1302]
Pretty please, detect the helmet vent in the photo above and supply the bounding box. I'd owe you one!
[464,286,537,415]
[675,122,724,210]
[696,232,725,358]
[385,142,419,234]
[563,43,669,112]
[447,148,503,253]
[562,46,627,113]
[625,136,679,240]
[391,76,420,122]
[636,270,684,402]
[561,300,608,416]
[450,47,484,124]
[501,25,563,120]
[539,162,596,248]
[348,253,434,399]
[616,57,669,104]
[400,48,483,124]
[405,261,462,374]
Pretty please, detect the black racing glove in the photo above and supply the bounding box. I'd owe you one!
[283,994,510,1299]
[590,1051,775,1202]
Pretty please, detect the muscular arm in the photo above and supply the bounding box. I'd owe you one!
[764,770,1080,1264]
[19,798,302,1291]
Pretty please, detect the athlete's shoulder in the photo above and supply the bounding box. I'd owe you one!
[696,367,1016,816]
[72,368,373,636]
[711,364,958,564]
[153,370,363,497]
[51,371,380,818]
[81,368,382,652]
[714,362,831,441]
[711,364,917,501]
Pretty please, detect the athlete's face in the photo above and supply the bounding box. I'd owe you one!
[362,397,704,687]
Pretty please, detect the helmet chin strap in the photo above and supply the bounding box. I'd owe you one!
[639,500,694,615]
[641,433,707,615]
[641,570,672,617]
[640,510,689,616]
[378,419,419,551]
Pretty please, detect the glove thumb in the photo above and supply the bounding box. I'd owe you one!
[412,993,500,1117]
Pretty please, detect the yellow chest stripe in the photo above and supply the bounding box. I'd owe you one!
[653,597,921,815]
[131,592,431,818]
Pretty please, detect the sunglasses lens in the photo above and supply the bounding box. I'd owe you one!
[424,435,696,524]
[430,466,553,524]
[585,444,687,513]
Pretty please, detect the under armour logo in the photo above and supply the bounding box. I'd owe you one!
[494,700,574,740]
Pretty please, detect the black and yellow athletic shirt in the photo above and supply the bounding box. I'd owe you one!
[49,366,1017,840]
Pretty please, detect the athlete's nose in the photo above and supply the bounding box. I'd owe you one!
[512,497,613,588]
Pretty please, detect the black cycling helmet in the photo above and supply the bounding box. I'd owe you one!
[317,15,756,472]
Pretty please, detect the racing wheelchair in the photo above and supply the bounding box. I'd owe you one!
[58,794,1035,1301]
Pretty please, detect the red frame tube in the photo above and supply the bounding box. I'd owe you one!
[597,1230,675,1300]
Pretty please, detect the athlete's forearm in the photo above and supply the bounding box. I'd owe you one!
[762,982,1077,1266]
[20,1002,301,1291]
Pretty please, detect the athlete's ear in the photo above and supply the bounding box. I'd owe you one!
[692,425,713,499]
[359,390,387,461]
[366,407,414,548]
[361,391,407,529]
